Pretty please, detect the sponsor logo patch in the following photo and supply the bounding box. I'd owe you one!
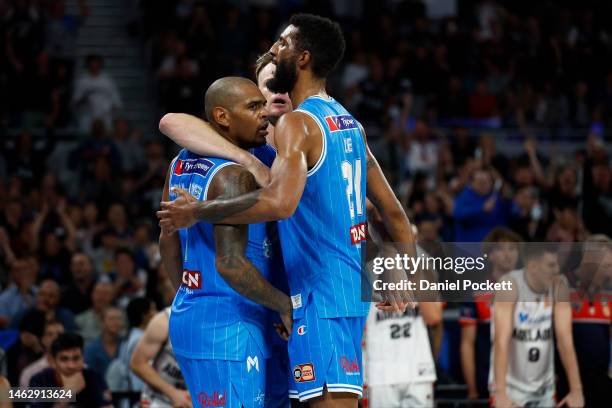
[182,270,202,289]
[174,158,215,177]
[297,325,307,335]
[293,363,315,383]
[325,115,358,132]
[247,356,259,372]
[350,222,367,245]
[339,356,360,375]
[198,391,226,407]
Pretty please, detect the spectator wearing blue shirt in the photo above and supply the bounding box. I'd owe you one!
[454,168,510,242]
[84,306,124,378]
[0,257,38,328]
[11,280,77,332]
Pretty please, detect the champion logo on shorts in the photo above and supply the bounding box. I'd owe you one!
[291,294,302,309]
[197,391,226,407]
[293,363,315,383]
[297,325,307,335]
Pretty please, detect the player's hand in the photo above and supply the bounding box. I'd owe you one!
[244,156,271,187]
[168,388,192,408]
[275,309,293,341]
[375,299,413,313]
[157,187,199,233]
[557,390,584,408]
[493,392,517,408]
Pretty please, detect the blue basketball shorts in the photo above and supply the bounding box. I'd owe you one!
[175,335,267,408]
[287,300,367,402]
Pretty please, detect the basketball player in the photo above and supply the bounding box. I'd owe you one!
[157,14,415,406]
[160,76,292,408]
[130,308,190,408]
[491,245,584,408]
[363,203,441,408]
[460,228,521,401]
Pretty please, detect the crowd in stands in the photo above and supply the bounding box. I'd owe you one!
[0,0,611,404]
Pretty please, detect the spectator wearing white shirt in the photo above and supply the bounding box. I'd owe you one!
[72,55,122,134]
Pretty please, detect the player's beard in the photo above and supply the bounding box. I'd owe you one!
[267,55,298,94]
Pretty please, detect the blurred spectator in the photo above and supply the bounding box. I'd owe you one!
[61,251,97,315]
[0,375,9,408]
[453,168,510,241]
[30,332,113,407]
[31,197,76,285]
[0,256,38,328]
[149,262,176,309]
[71,55,123,134]
[91,228,119,276]
[469,80,497,119]
[73,201,103,255]
[12,279,77,331]
[546,198,589,242]
[132,223,158,271]
[582,138,612,236]
[509,186,546,241]
[4,0,45,118]
[84,306,124,378]
[111,119,146,173]
[5,309,45,386]
[404,119,440,181]
[44,0,89,65]
[111,248,147,309]
[19,319,64,388]
[104,203,134,249]
[75,281,114,343]
[69,118,122,179]
[107,297,155,394]
[1,130,56,189]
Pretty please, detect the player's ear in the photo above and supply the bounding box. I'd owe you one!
[212,107,230,128]
[297,50,310,69]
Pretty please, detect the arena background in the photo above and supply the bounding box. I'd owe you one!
[0,0,611,407]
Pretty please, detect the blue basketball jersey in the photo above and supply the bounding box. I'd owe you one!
[279,95,369,319]
[168,147,277,361]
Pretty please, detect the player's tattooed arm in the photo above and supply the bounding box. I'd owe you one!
[158,165,183,291]
[211,165,292,316]
[159,113,270,186]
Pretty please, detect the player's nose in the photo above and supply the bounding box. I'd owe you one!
[269,41,279,58]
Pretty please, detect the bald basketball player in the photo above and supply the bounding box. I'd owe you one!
[159,77,291,408]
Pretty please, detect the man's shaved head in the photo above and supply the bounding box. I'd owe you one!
[204,77,258,123]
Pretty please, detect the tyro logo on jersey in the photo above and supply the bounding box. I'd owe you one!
[324,115,358,132]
